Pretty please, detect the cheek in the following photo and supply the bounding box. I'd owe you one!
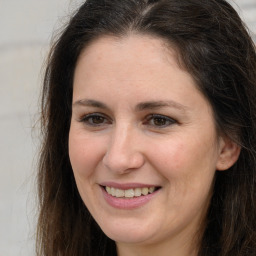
[68,129,105,205]
[68,128,104,179]
[150,136,217,192]
[162,136,217,173]
[149,140,188,175]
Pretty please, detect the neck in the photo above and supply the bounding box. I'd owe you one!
[116,230,200,256]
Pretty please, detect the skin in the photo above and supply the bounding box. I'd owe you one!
[69,34,240,256]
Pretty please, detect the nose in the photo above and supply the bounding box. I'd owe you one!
[102,125,145,174]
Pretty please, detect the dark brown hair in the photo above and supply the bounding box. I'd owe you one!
[37,0,256,255]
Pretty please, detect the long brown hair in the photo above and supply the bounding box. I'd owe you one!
[37,0,256,255]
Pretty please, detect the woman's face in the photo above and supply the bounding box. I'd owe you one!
[69,35,224,252]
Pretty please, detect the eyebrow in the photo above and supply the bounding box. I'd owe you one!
[73,99,188,112]
[73,99,110,110]
[135,100,188,112]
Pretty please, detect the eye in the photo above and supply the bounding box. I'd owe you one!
[144,114,177,128]
[79,113,111,126]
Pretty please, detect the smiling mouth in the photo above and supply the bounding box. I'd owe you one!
[104,186,160,198]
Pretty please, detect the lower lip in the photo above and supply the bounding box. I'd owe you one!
[101,187,159,210]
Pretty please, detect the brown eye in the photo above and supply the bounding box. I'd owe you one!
[145,114,176,128]
[153,117,168,126]
[89,115,105,124]
[80,113,110,126]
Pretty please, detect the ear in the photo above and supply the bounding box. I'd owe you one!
[216,136,241,171]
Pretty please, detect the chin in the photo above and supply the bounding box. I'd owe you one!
[106,231,152,244]
[98,220,158,244]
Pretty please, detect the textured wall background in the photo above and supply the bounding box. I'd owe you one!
[0,1,255,255]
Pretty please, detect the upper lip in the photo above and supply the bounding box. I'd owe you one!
[100,182,161,190]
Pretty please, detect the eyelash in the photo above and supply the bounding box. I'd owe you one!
[79,113,111,127]
[79,113,177,128]
[144,114,177,128]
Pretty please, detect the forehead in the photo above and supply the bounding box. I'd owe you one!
[74,35,194,96]
[76,34,181,73]
[72,35,212,118]
[74,34,194,90]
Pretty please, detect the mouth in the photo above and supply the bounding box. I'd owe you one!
[100,183,161,209]
[103,186,160,198]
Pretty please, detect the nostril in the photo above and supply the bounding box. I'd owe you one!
[102,150,145,174]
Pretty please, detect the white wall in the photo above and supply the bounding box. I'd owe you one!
[0,1,255,255]
[232,0,256,42]
[0,1,84,255]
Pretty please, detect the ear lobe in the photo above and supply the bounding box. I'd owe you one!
[216,137,241,171]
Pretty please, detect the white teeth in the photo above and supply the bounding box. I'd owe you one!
[149,187,154,193]
[125,189,134,198]
[115,188,125,198]
[134,188,142,197]
[111,187,115,196]
[141,187,148,195]
[106,186,111,194]
[105,186,157,198]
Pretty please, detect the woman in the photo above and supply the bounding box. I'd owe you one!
[37,0,256,255]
